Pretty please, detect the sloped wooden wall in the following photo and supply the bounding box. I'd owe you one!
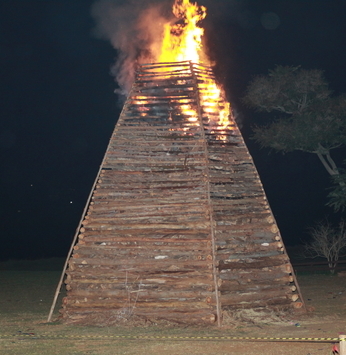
[60,62,303,325]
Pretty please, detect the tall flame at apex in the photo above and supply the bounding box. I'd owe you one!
[159,0,207,64]
[157,0,232,135]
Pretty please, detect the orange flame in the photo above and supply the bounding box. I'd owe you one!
[158,0,233,137]
[159,0,206,63]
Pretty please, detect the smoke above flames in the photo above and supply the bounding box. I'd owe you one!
[91,0,173,95]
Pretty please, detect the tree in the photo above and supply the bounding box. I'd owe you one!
[243,66,346,210]
[327,171,346,212]
[304,220,346,273]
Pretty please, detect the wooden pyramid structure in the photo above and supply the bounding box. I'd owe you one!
[60,61,304,325]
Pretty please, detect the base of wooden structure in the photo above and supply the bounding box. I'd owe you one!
[61,306,216,326]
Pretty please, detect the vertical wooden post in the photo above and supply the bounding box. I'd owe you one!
[340,334,346,355]
[189,61,222,326]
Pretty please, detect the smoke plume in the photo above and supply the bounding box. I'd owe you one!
[91,0,172,95]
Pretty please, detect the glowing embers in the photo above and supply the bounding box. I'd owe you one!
[180,104,198,120]
[198,79,230,126]
[196,76,234,142]
[168,104,200,137]
[132,62,235,141]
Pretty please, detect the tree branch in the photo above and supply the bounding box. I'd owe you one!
[316,151,339,176]
[326,151,340,174]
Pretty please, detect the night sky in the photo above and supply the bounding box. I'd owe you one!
[1,0,346,261]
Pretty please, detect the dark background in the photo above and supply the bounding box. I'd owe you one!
[1,0,346,261]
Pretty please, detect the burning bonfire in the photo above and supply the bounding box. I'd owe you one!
[159,0,207,63]
[148,0,232,139]
[56,0,303,327]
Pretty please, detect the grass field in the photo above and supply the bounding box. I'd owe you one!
[0,258,345,354]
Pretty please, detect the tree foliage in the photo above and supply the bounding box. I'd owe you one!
[243,66,346,210]
[251,96,346,154]
[243,65,331,115]
[327,172,346,212]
